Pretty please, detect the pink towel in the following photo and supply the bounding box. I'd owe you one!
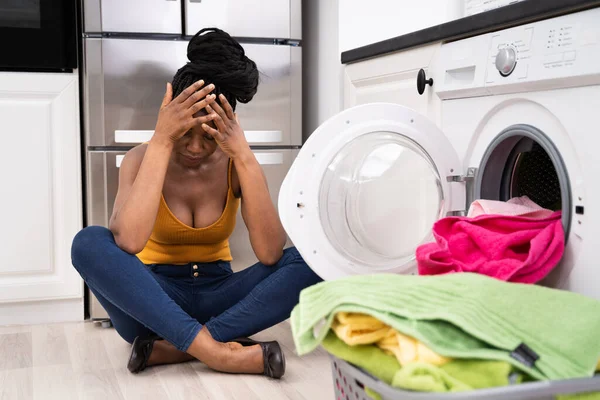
[416,211,564,284]
[467,196,554,219]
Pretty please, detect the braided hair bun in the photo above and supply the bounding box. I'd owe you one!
[172,28,259,111]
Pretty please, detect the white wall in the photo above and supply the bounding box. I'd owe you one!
[339,0,463,52]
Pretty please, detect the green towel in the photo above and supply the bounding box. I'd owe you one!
[323,332,516,393]
[393,362,471,392]
[441,359,519,389]
[291,273,600,381]
[393,360,518,392]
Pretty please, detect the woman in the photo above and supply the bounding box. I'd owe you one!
[71,28,321,379]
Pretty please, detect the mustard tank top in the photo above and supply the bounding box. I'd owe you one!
[136,158,240,265]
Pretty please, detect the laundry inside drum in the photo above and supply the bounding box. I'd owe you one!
[478,126,571,236]
[319,132,443,270]
[508,142,562,211]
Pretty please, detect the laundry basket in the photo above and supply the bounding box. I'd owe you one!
[331,356,600,400]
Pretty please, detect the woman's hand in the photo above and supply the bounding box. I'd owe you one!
[201,94,251,159]
[152,80,217,146]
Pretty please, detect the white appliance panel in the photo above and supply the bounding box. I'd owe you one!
[435,7,600,100]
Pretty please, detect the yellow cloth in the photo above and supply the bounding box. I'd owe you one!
[331,312,390,345]
[333,312,452,367]
[379,330,452,367]
[136,156,240,265]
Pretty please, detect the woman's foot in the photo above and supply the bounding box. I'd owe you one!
[231,337,286,379]
[148,339,196,366]
[127,329,285,379]
[127,335,195,373]
[127,335,159,373]
[187,328,286,378]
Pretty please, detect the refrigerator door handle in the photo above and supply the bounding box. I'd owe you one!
[245,130,283,144]
[117,151,284,169]
[115,130,154,144]
[117,152,283,167]
[116,155,125,168]
[114,129,283,145]
[254,152,284,166]
[117,152,284,167]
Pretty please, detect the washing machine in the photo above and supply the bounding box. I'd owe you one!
[279,7,600,301]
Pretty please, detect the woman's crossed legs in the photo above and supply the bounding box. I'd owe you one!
[71,226,321,374]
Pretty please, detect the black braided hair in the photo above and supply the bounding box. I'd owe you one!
[172,28,259,111]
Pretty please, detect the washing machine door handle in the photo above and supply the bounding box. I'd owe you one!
[446,167,478,217]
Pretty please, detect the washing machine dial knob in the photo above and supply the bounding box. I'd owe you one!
[495,47,517,77]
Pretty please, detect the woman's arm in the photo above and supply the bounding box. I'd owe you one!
[202,96,287,265]
[235,152,287,265]
[109,80,217,253]
[109,141,172,253]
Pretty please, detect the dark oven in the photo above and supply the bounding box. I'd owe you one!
[0,0,77,71]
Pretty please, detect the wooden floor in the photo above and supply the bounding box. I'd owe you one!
[0,320,334,400]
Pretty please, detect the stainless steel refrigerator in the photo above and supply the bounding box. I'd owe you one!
[82,0,302,321]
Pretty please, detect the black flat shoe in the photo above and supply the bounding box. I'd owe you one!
[232,337,286,379]
[127,335,161,373]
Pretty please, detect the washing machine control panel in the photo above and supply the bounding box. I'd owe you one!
[435,7,600,99]
[486,27,534,83]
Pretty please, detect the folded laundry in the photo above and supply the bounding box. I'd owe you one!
[291,273,600,381]
[416,211,564,284]
[332,312,390,346]
[468,195,555,219]
[323,332,518,393]
[379,329,452,367]
[392,360,517,392]
[392,362,472,392]
[332,312,451,366]
[323,331,401,385]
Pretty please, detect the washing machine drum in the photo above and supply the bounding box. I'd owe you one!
[279,103,464,280]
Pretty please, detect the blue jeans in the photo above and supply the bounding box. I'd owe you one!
[71,226,321,352]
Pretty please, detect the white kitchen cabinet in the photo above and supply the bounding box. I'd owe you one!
[0,72,83,323]
[343,43,442,126]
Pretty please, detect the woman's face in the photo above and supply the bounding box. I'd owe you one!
[173,109,219,168]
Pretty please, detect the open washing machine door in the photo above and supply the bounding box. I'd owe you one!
[279,103,465,280]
